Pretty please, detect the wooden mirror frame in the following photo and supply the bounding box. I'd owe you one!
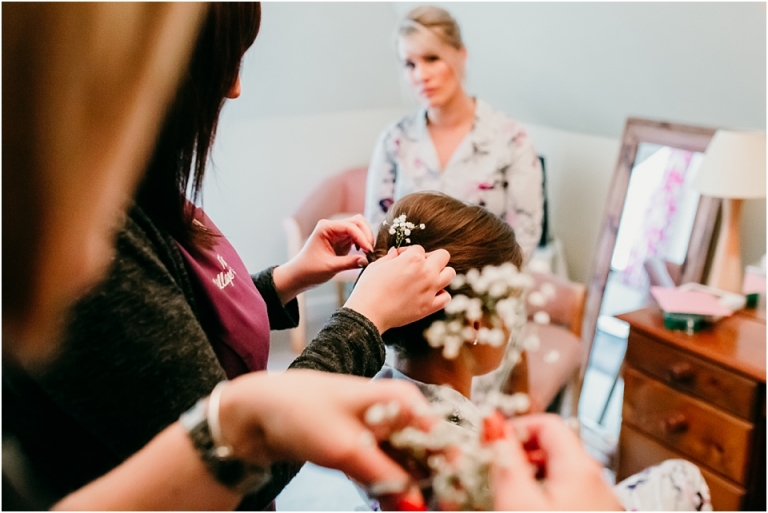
[580,118,721,374]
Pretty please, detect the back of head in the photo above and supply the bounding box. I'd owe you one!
[371,192,522,357]
[136,3,261,250]
[398,5,464,50]
[2,3,205,364]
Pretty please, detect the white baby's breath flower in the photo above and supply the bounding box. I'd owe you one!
[486,328,506,347]
[528,291,546,307]
[523,333,540,352]
[495,298,516,328]
[476,327,492,344]
[533,311,551,325]
[488,280,508,298]
[425,321,447,348]
[445,294,469,315]
[540,282,556,299]
[451,274,466,289]
[471,275,489,294]
[443,338,461,359]
[465,297,483,322]
[543,350,560,363]
[387,213,425,249]
[509,393,531,414]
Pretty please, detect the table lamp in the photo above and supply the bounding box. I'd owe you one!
[691,130,766,292]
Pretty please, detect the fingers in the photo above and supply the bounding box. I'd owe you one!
[430,289,452,312]
[332,254,368,272]
[509,414,592,479]
[347,214,375,250]
[319,217,373,254]
[424,248,450,268]
[489,423,542,510]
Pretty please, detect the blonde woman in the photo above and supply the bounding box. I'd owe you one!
[365,5,543,263]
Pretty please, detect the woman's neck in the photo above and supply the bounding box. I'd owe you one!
[426,91,475,129]
[394,350,474,398]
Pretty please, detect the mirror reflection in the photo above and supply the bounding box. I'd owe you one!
[583,143,707,434]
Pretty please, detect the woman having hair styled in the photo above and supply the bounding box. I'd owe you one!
[3,3,454,509]
[364,5,544,264]
[373,192,526,413]
[365,193,712,512]
[4,3,663,512]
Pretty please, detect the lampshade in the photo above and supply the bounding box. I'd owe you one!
[691,130,766,199]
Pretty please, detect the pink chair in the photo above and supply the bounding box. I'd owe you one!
[519,271,587,417]
[283,166,368,353]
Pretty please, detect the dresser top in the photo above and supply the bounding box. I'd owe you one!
[617,307,766,383]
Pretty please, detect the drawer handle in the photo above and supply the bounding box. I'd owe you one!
[662,413,688,434]
[668,362,694,383]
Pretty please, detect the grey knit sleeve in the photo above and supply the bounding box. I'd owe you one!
[289,307,386,376]
[251,266,299,330]
[243,307,386,509]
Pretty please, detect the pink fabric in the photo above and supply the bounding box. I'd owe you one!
[293,166,367,237]
[621,150,692,289]
[176,208,270,378]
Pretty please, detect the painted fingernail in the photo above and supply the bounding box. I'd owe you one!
[481,411,507,443]
[527,448,547,480]
[395,496,427,511]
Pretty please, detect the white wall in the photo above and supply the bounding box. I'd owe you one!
[205,108,408,272]
[206,2,766,288]
[394,2,766,138]
[227,2,404,121]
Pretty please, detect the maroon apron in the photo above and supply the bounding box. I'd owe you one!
[176,208,270,378]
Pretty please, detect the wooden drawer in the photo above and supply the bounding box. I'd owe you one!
[618,424,745,511]
[622,366,754,484]
[626,332,758,420]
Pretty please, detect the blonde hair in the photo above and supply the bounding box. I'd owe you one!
[398,5,464,50]
[3,3,205,362]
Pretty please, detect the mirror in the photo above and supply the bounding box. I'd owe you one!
[579,118,721,431]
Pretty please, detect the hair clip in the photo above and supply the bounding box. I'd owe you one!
[383,214,425,249]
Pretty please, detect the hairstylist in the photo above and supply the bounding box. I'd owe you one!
[364,5,543,263]
[3,4,641,512]
[3,3,453,510]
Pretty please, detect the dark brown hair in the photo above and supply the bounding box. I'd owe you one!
[372,192,523,357]
[135,3,261,250]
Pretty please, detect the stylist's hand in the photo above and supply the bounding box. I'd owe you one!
[344,245,455,333]
[273,215,374,304]
[219,370,435,509]
[488,414,623,511]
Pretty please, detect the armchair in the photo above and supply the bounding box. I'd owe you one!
[283,166,368,353]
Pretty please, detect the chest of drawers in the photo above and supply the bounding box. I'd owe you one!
[616,307,765,511]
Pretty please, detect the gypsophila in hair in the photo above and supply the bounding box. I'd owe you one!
[383,214,426,249]
[360,263,568,510]
[424,262,539,359]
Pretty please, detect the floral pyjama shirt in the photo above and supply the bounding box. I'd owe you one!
[364,99,543,263]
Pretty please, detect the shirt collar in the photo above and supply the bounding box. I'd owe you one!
[412,97,493,143]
